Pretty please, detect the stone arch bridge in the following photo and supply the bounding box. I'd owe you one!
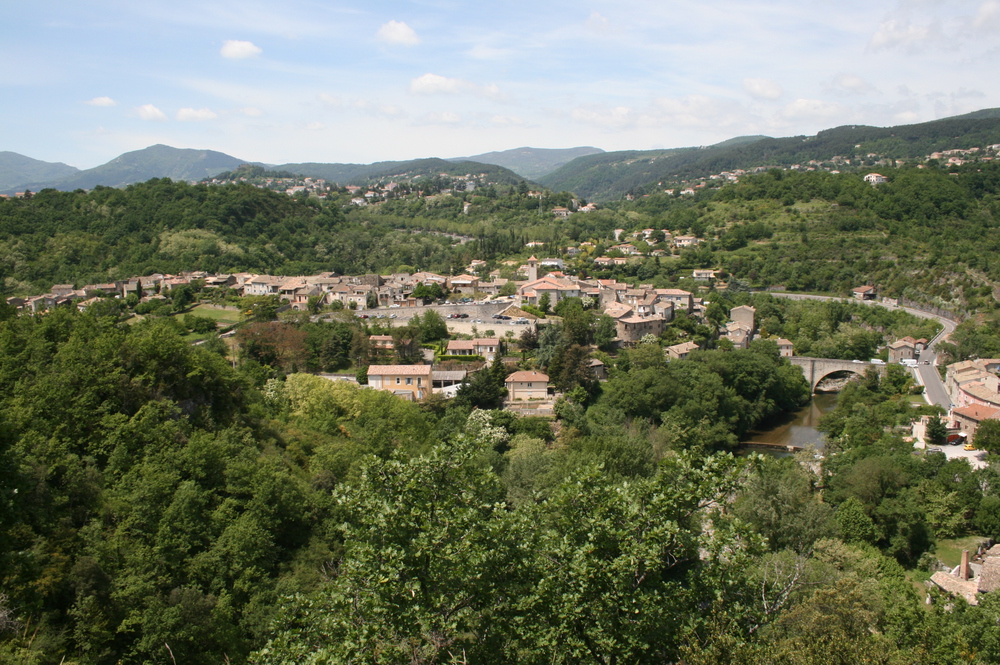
[789,356,886,393]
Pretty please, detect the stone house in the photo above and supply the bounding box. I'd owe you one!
[366,365,432,401]
[667,341,700,360]
[951,404,1000,441]
[506,370,549,400]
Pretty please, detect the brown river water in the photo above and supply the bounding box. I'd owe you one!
[745,393,839,451]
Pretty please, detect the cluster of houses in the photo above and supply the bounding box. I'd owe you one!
[364,363,550,403]
[9,256,785,407]
[204,174,334,198]
[945,358,1000,440]
[930,544,1000,605]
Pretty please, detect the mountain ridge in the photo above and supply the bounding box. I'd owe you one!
[446,146,605,180]
[5,107,1000,198]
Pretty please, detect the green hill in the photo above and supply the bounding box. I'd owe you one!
[0,151,80,191]
[539,111,1000,201]
[274,157,528,186]
[8,144,250,193]
[447,146,605,180]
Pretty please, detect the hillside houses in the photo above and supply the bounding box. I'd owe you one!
[946,358,1000,412]
[9,260,710,358]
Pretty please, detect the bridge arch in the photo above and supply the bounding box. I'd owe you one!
[788,356,885,393]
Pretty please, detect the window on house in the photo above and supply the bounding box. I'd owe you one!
[406,377,412,385]
[396,377,401,385]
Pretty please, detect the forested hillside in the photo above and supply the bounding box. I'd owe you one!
[8,145,251,194]
[540,112,1000,200]
[447,146,605,179]
[0,153,79,192]
[271,157,527,187]
[5,159,1000,318]
[0,180,472,293]
[4,305,1000,663]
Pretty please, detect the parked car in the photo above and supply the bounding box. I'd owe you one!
[965,442,976,451]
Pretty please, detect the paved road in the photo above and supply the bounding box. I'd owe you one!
[767,292,957,409]
[765,293,989,465]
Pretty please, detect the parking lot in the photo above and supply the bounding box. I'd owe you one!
[927,442,989,469]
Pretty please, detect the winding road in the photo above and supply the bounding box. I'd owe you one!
[766,292,957,409]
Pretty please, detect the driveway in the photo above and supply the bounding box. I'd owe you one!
[930,442,989,469]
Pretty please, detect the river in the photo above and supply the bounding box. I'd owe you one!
[745,393,839,451]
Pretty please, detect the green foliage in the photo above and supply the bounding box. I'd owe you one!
[253,447,751,664]
[454,356,508,410]
[974,418,1000,454]
[732,457,835,553]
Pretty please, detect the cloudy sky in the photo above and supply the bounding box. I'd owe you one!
[4,0,999,168]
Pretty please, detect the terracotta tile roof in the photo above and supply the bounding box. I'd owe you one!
[931,571,980,604]
[366,364,432,375]
[506,370,548,383]
[953,404,1000,421]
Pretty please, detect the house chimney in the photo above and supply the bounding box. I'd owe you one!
[961,550,971,581]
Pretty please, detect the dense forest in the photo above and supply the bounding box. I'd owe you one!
[5,160,1000,319]
[6,153,1000,662]
[539,112,1000,200]
[4,302,1000,663]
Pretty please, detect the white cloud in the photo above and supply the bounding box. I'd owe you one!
[586,11,611,33]
[781,98,846,121]
[743,78,783,100]
[826,73,876,96]
[238,107,263,117]
[352,98,405,118]
[490,115,527,126]
[421,111,462,125]
[650,95,750,130]
[377,20,420,46]
[973,1,1000,31]
[409,73,503,100]
[84,96,116,107]
[869,19,937,51]
[467,44,513,60]
[893,111,920,123]
[410,73,463,95]
[318,93,342,107]
[136,104,168,121]
[571,105,634,129]
[220,40,262,59]
[176,107,218,121]
[306,121,325,131]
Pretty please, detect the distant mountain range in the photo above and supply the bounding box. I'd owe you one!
[5,108,1000,200]
[2,145,254,194]
[538,111,1000,200]
[0,148,534,195]
[0,152,80,191]
[268,157,526,187]
[447,146,605,180]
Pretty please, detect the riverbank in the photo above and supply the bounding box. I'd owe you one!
[745,393,839,451]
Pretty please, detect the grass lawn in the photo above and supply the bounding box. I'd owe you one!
[188,304,242,326]
[904,568,934,600]
[935,535,988,568]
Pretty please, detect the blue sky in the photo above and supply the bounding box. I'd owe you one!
[4,0,999,169]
